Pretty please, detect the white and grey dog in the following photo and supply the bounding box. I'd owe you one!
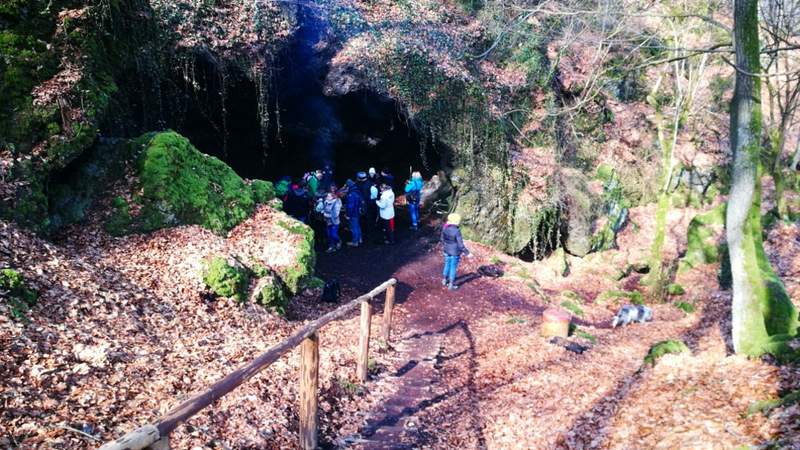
[611,305,653,328]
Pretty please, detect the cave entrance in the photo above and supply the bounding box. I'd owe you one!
[172,5,444,191]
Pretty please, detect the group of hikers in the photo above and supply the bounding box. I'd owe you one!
[274,164,471,291]
[274,165,425,253]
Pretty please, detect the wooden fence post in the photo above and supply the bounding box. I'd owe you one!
[357,301,372,382]
[299,332,319,450]
[382,284,396,343]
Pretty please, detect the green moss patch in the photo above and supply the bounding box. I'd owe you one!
[109,132,277,235]
[674,301,696,313]
[104,196,133,236]
[202,257,250,302]
[251,179,276,204]
[746,390,800,417]
[678,204,726,273]
[597,289,645,305]
[666,283,685,296]
[644,339,689,366]
[277,220,316,294]
[253,276,289,315]
[560,299,584,317]
[134,131,256,234]
[0,268,39,321]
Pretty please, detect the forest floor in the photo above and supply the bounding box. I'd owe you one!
[2,200,800,449]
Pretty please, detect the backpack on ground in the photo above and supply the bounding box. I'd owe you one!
[320,279,340,303]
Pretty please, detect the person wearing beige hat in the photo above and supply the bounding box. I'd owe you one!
[441,213,471,290]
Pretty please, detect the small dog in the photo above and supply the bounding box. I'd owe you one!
[611,305,652,328]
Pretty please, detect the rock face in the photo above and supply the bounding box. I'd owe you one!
[561,170,600,257]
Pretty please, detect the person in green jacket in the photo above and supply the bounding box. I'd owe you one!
[304,171,320,197]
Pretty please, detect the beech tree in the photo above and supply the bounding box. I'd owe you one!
[727,0,798,356]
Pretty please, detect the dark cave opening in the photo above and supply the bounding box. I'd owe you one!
[169,6,446,191]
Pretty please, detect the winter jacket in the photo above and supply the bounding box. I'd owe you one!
[275,179,291,199]
[284,186,309,219]
[305,174,319,196]
[357,180,373,203]
[404,178,424,204]
[345,189,363,218]
[376,189,395,220]
[441,224,469,256]
[323,196,342,226]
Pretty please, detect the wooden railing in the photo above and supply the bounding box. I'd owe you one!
[98,278,398,450]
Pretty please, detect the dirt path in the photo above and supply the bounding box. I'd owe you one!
[314,209,794,449]
[315,214,547,448]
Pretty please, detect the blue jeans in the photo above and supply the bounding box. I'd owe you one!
[408,202,420,227]
[442,255,460,284]
[349,217,362,243]
[327,224,340,247]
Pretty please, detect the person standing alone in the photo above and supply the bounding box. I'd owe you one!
[376,182,395,244]
[441,213,470,290]
[404,171,424,230]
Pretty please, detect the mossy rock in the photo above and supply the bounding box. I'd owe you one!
[644,339,689,366]
[202,257,250,302]
[0,268,38,321]
[678,204,726,273]
[132,131,257,234]
[251,179,276,204]
[560,299,584,317]
[276,220,317,294]
[666,283,685,296]
[597,289,645,305]
[251,275,289,315]
[104,196,133,236]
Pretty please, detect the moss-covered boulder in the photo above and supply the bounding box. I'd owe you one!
[276,220,316,294]
[251,179,276,204]
[106,131,276,235]
[0,268,38,320]
[644,339,689,366]
[250,275,290,315]
[135,131,256,233]
[202,257,250,302]
[678,204,726,273]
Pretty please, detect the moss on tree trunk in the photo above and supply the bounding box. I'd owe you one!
[727,0,798,357]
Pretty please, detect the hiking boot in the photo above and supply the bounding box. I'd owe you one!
[442,278,448,286]
[347,241,359,247]
[335,242,342,250]
[325,247,335,253]
[448,283,459,291]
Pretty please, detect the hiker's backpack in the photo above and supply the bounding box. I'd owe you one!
[320,280,340,303]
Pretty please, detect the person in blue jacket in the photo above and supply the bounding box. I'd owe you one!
[344,179,364,246]
[404,171,424,230]
[441,213,471,290]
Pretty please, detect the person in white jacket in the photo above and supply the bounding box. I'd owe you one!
[376,183,395,244]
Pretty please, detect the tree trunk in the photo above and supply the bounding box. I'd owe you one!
[727,0,798,356]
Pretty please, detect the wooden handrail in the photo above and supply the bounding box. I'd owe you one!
[99,278,397,450]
